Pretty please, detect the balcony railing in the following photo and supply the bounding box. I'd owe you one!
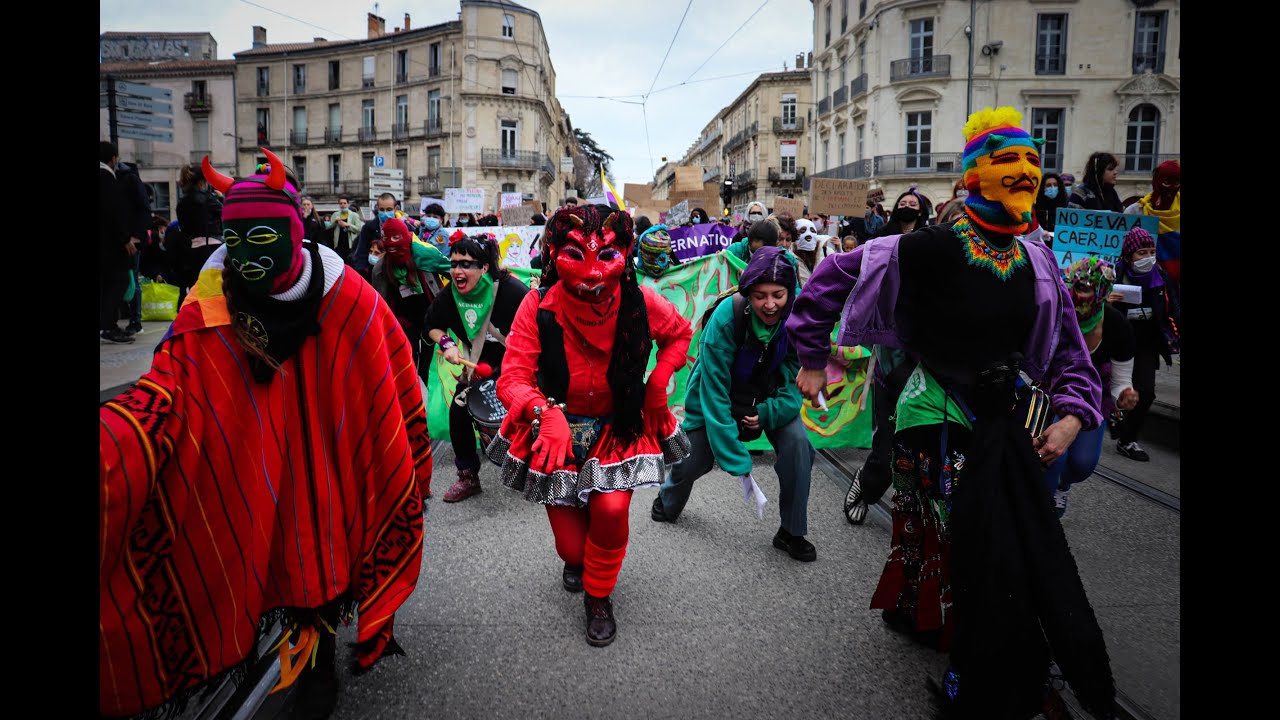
[358,127,377,143]
[734,169,755,188]
[833,85,849,108]
[418,168,462,194]
[419,175,442,194]
[541,156,556,178]
[818,96,831,115]
[874,152,962,176]
[362,76,376,88]
[256,84,269,97]
[703,166,721,182]
[290,129,308,145]
[746,120,759,139]
[183,92,212,114]
[393,123,411,141]
[890,54,951,82]
[1118,152,1178,175]
[1132,53,1164,74]
[293,81,306,94]
[424,119,445,139]
[325,126,342,145]
[303,182,337,197]
[481,148,542,171]
[396,71,408,84]
[346,180,368,198]
[1036,53,1066,75]
[773,116,804,134]
[806,159,872,188]
[695,127,723,154]
[850,73,867,99]
[429,64,441,78]
[767,167,807,184]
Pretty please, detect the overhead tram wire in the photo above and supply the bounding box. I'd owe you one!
[680,0,771,84]
[639,0,695,174]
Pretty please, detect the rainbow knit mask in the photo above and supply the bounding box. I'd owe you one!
[961,107,1045,236]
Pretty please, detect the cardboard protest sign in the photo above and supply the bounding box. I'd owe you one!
[1051,208,1158,269]
[772,196,806,219]
[445,187,485,214]
[501,204,535,226]
[666,200,691,226]
[809,179,869,215]
[500,192,524,209]
[866,187,886,204]
[624,183,652,208]
[675,166,703,193]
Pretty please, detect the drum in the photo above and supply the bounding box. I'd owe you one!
[465,378,508,462]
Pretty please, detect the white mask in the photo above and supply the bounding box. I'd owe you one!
[1132,256,1157,273]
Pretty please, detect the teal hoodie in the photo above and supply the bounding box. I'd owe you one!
[681,292,803,477]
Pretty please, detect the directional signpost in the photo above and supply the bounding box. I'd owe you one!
[103,77,174,144]
[368,167,405,206]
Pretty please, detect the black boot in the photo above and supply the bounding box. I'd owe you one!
[562,562,584,593]
[292,629,338,720]
[772,527,817,562]
[583,593,617,647]
[650,495,672,523]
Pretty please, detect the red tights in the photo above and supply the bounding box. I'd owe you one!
[545,489,632,597]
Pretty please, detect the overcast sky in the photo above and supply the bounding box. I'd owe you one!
[101,0,816,188]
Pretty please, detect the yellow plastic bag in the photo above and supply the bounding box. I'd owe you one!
[141,281,181,322]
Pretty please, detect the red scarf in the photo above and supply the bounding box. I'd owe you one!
[544,282,620,357]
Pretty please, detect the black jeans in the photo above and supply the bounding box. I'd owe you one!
[1118,345,1159,445]
[450,382,482,472]
[100,268,131,332]
[858,377,903,505]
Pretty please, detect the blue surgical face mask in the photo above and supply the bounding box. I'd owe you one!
[458,218,470,226]
[368,253,381,266]
[1044,186,1059,200]
[377,210,395,223]
[424,217,441,231]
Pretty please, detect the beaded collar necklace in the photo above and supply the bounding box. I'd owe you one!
[955,216,1027,281]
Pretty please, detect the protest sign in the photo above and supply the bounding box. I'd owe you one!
[624,183,652,208]
[445,187,485,214]
[675,166,703,193]
[866,187,886,204]
[772,196,806,219]
[501,204,535,226]
[666,200,691,226]
[809,178,869,215]
[500,192,524,209]
[668,223,736,262]
[1051,208,1159,269]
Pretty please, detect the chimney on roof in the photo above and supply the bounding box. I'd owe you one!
[405,13,411,30]
[252,26,267,49]
[368,13,386,39]
[795,53,804,69]
[806,51,813,68]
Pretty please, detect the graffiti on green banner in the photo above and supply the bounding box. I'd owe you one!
[424,251,872,450]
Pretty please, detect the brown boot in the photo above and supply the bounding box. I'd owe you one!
[584,593,616,647]
[443,467,482,503]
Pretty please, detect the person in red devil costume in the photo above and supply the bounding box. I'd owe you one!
[99,149,430,719]
[488,203,692,646]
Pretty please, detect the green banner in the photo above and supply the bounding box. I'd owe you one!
[425,253,871,450]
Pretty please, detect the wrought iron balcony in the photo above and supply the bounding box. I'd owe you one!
[419,175,442,194]
[293,81,306,94]
[722,129,747,155]
[767,167,806,184]
[1118,152,1178,175]
[818,96,831,115]
[773,116,804,134]
[429,64,441,78]
[346,180,368,198]
[833,85,849,108]
[424,119,446,139]
[747,120,759,139]
[703,166,721,182]
[1036,53,1066,76]
[1132,53,1164,74]
[396,71,408,84]
[873,153,962,176]
[303,182,338,197]
[183,92,212,114]
[358,127,377,143]
[890,54,951,82]
[734,169,755,188]
[481,148,542,171]
[362,76,376,89]
[809,159,872,184]
[541,155,556,179]
[850,73,867,99]
[325,126,342,145]
[288,130,307,145]
[393,123,411,141]
[419,168,462,194]
[256,84,269,97]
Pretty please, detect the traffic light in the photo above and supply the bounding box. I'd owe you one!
[720,178,734,213]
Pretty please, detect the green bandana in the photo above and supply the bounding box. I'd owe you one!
[1077,307,1104,335]
[452,273,494,342]
[391,264,423,294]
[749,311,781,345]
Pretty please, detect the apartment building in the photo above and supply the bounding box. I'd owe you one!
[234,1,570,214]
[652,68,812,212]
[808,0,1180,207]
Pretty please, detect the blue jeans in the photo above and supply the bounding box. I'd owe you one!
[658,416,815,536]
[1043,422,1104,496]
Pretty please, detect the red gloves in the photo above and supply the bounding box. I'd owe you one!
[644,359,679,438]
[530,406,572,474]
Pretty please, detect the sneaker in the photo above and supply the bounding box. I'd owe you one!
[844,469,868,525]
[1053,487,1070,518]
[1116,440,1150,462]
[101,328,136,344]
[125,322,144,334]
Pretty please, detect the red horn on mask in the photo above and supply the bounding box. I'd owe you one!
[201,155,234,195]
[261,147,286,190]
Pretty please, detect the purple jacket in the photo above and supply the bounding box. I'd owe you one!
[786,234,1103,430]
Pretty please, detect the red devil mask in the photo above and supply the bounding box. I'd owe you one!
[545,205,634,301]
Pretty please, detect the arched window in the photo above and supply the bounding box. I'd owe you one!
[1125,104,1160,173]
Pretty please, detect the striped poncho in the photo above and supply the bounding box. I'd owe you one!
[99,245,432,717]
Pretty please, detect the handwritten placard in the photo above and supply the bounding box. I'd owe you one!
[666,200,691,226]
[809,178,869,215]
[501,204,535,227]
[445,187,486,214]
[500,192,524,209]
[1051,208,1159,269]
[866,187,885,204]
[772,196,806,219]
[675,166,703,193]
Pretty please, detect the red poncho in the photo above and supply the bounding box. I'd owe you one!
[99,254,431,717]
